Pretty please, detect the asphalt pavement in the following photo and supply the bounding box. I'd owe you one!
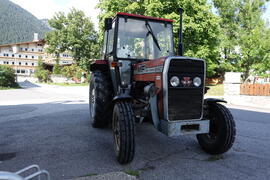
[0,81,270,180]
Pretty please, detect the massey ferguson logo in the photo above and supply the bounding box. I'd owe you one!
[181,77,192,86]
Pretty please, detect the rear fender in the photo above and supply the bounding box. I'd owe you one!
[90,60,108,72]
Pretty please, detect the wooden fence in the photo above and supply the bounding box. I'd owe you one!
[240,84,270,96]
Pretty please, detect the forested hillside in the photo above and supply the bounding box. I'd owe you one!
[0,0,50,45]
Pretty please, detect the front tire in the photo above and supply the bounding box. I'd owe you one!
[112,101,135,164]
[89,70,113,128]
[196,103,236,154]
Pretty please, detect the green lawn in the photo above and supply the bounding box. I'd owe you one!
[206,84,224,96]
[0,86,21,90]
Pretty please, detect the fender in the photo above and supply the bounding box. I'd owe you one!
[113,94,133,103]
[90,59,108,72]
[204,98,227,104]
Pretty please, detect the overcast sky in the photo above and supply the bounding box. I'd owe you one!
[10,0,270,31]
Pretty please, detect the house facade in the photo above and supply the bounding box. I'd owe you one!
[0,34,74,76]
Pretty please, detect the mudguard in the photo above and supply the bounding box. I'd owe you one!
[113,94,133,103]
[90,60,108,72]
[204,98,227,104]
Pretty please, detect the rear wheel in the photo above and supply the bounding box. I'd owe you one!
[196,103,236,154]
[89,70,113,128]
[112,101,135,164]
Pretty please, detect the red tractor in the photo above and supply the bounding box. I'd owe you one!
[89,9,236,164]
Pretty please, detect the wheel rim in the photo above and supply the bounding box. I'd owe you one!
[90,86,96,119]
[113,114,121,154]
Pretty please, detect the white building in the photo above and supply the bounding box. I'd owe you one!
[0,34,74,76]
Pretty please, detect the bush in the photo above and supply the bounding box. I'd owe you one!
[35,57,51,82]
[0,65,17,87]
[53,63,61,74]
[61,64,84,79]
[35,69,51,82]
[53,58,61,74]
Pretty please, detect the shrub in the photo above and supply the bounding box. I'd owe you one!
[0,65,17,87]
[53,58,61,74]
[34,57,51,82]
[34,69,51,82]
[61,64,84,79]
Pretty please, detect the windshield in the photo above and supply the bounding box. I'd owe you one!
[117,17,173,60]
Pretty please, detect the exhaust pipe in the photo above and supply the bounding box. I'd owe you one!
[178,8,184,56]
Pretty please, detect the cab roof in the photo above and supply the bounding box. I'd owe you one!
[116,12,173,23]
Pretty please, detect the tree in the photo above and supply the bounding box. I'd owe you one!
[45,8,99,71]
[213,0,270,80]
[97,0,221,76]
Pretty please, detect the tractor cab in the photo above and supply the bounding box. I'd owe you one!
[103,13,174,61]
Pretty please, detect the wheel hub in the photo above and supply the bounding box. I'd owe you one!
[113,116,120,153]
[90,87,96,118]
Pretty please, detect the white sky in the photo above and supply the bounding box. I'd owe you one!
[10,0,100,30]
[10,0,270,31]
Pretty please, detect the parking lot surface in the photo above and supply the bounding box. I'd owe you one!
[0,82,270,180]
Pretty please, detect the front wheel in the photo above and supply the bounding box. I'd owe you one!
[112,101,135,164]
[196,103,236,154]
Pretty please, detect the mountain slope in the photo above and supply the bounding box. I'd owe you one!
[0,0,50,45]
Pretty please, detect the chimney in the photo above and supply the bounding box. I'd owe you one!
[33,33,39,42]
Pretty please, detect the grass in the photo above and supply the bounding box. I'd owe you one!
[206,84,224,96]
[0,85,21,90]
[123,170,140,177]
[81,173,98,177]
[204,155,224,161]
[44,82,89,86]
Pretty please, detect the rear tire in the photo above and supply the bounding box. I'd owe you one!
[196,103,236,154]
[112,101,135,164]
[89,70,113,128]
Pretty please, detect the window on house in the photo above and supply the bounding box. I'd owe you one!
[25,48,28,51]
[19,62,21,65]
[32,63,34,66]
[25,55,28,58]
[32,56,34,59]
[12,54,14,57]
[25,62,28,65]
[32,49,34,51]
[21,70,25,74]
[12,62,14,65]
[17,70,20,73]
[19,55,21,58]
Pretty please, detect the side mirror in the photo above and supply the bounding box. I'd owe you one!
[104,18,112,31]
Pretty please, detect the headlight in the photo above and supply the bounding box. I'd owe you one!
[193,77,202,87]
[170,76,180,87]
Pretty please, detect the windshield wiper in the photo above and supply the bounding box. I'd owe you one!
[145,21,161,51]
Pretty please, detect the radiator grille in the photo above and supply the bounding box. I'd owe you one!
[167,59,204,121]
